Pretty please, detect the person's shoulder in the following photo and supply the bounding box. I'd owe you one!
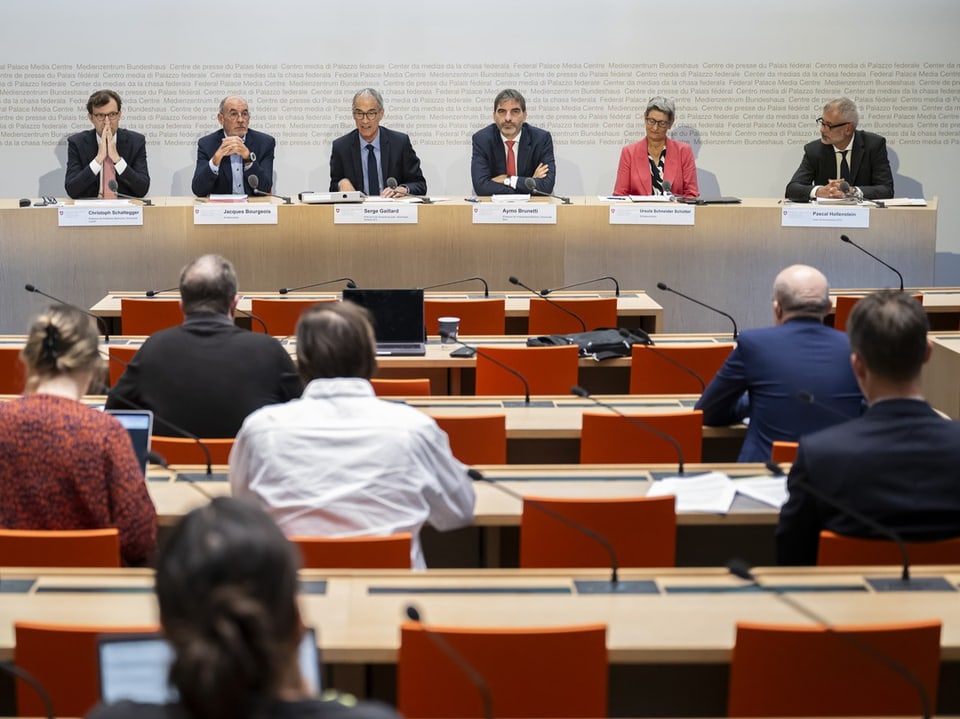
[331,128,359,147]
[68,128,95,145]
[118,128,146,143]
[858,129,887,146]
[87,701,180,719]
[472,123,497,142]
[248,127,276,144]
[523,122,552,139]
[275,693,400,719]
[381,126,410,142]
[197,129,222,145]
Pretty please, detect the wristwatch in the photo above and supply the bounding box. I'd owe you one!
[247,152,256,163]
[503,177,512,188]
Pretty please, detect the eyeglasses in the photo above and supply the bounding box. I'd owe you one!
[353,109,381,120]
[645,117,671,129]
[91,111,120,121]
[224,110,250,120]
[816,117,850,130]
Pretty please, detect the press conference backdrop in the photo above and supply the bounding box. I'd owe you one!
[1,0,958,269]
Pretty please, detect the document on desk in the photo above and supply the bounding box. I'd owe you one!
[647,471,736,513]
[733,476,788,508]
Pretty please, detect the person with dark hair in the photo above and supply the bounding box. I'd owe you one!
[471,88,556,196]
[106,254,301,437]
[696,265,863,462]
[777,290,960,565]
[192,96,276,197]
[65,89,150,199]
[230,301,474,569]
[88,497,399,719]
[0,305,156,565]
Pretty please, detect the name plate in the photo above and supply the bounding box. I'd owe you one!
[334,205,419,224]
[193,205,278,225]
[58,205,143,227]
[472,204,557,224]
[781,206,870,228]
[608,205,695,225]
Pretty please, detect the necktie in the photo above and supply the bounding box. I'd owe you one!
[366,144,380,195]
[505,140,516,177]
[102,156,117,198]
[839,150,851,183]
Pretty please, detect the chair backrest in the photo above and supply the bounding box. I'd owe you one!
[107,346,138,387]
[250,298,335,336]
[120,298,182,336]
[425,298,506,336]
[474,345,579,396]
[579,410,703,464]
[0,345,26,394]
[727,620,941,717]
[433,414,507,465]
[14,621,159,717]
[629,344,732,394]
[370,377,432,396]
[817,530,960,566]
[290,533,412,568]
[151,436,234,465]
[0,528,121,568]
[834,294,923,332]
[771,440,799,464]
[520,494,676,568]
[528,297,618,335]
[398,622,608,718]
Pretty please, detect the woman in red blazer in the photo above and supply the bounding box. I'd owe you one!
[613,96,699,197]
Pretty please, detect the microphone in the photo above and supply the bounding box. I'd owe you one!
[278,277,357,294]
[404,605,493,719]
[144,286,177,297]
[656,282,738,339]
[796,390,856,422]
[661,179,674,201]
[509,275,586,333]
[24,283,111,343]
[571,386,685,474]
[248,175,292,204]
[107,179,153,206]
[619,329,705,392]
[727,558,932,719]
[387,176,433,204]
[419,276,490,297]
[0,663,54,719]
[839,234,904,291]
[523,177,571,204]
[146,450,215,500]
[441,333,530,405]
[540,276,620,297]
[234,307,269,334]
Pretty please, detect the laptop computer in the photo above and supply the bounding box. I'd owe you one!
[105,409,153,476]
[97,628,322,703]
[342,288,426,356]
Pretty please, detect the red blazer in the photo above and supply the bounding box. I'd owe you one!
[613,137,699,197]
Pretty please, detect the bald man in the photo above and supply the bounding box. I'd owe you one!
[192,96,276,197]
[695,265,863,462]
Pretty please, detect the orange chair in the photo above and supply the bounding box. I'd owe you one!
[520,495,676,568]
[0,345,26,394]
[291,534,412,569]
[727,619,941,717]
[834,294,923,332]
[370,377,432,396]
[474,345,579,396]
[120,298,182,335]
[107,345,138,386]
[629,344,732,394]
[14,622,160,717]
[579,410,703,464]
[433,414,507,465]
[250,297,336,336]
[771,440,799,464]
[425,298,506,336]
[398,622,607,718]
[817,529,960,566]
[151,436,234,465]
[0,528,120,568]
[528,297,618,335]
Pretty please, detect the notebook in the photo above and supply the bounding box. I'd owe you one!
[105,409,153,476]
[342,288,426,356]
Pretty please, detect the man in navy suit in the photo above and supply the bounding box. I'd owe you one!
[785,97,893,202]
[329,88,426,197]
[777,290,960,565]
[192,96,275,197]
[695,265,863,462]
[65,89,150,199]
[471,89,556,196]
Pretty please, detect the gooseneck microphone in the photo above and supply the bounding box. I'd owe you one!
[24,283,111,343]
[540,276,620,297]
[572,386,685,474]
[107,179,153,206]
[441,333,530,405]
[234,307,269,334]
[420,276,490,296]
[278,277,357,294]
[248,175,293,204]
[509,275,586,333]
[145,286,177,297]
[656,282,738,339]
[839,234,904,291]
[523,177,571,204]
[618,328,706,392]
[0,663,54,719]
[387,176,433,204]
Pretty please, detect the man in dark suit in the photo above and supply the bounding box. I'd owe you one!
[192,96,275,197]
[471,89,556,196]
[65,89,150,199]
[785,97,893,202]
[329,88,426,197]
[106,254,301,438]
[696,265,863,462]
[777,290,960,565]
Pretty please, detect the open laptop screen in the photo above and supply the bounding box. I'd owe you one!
[105,409,153,476]
[341,288,425,344]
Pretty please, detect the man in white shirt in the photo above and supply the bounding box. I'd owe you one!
[229,300,475,569]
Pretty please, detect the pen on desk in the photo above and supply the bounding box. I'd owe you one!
[464,197,480,203]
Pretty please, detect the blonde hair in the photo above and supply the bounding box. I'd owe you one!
[20,305,101,392]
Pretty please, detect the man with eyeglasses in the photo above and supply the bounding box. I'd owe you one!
[329,88,426,198]
[785,97,893,202]
[65,89,150,199]
[192,96,275,197]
